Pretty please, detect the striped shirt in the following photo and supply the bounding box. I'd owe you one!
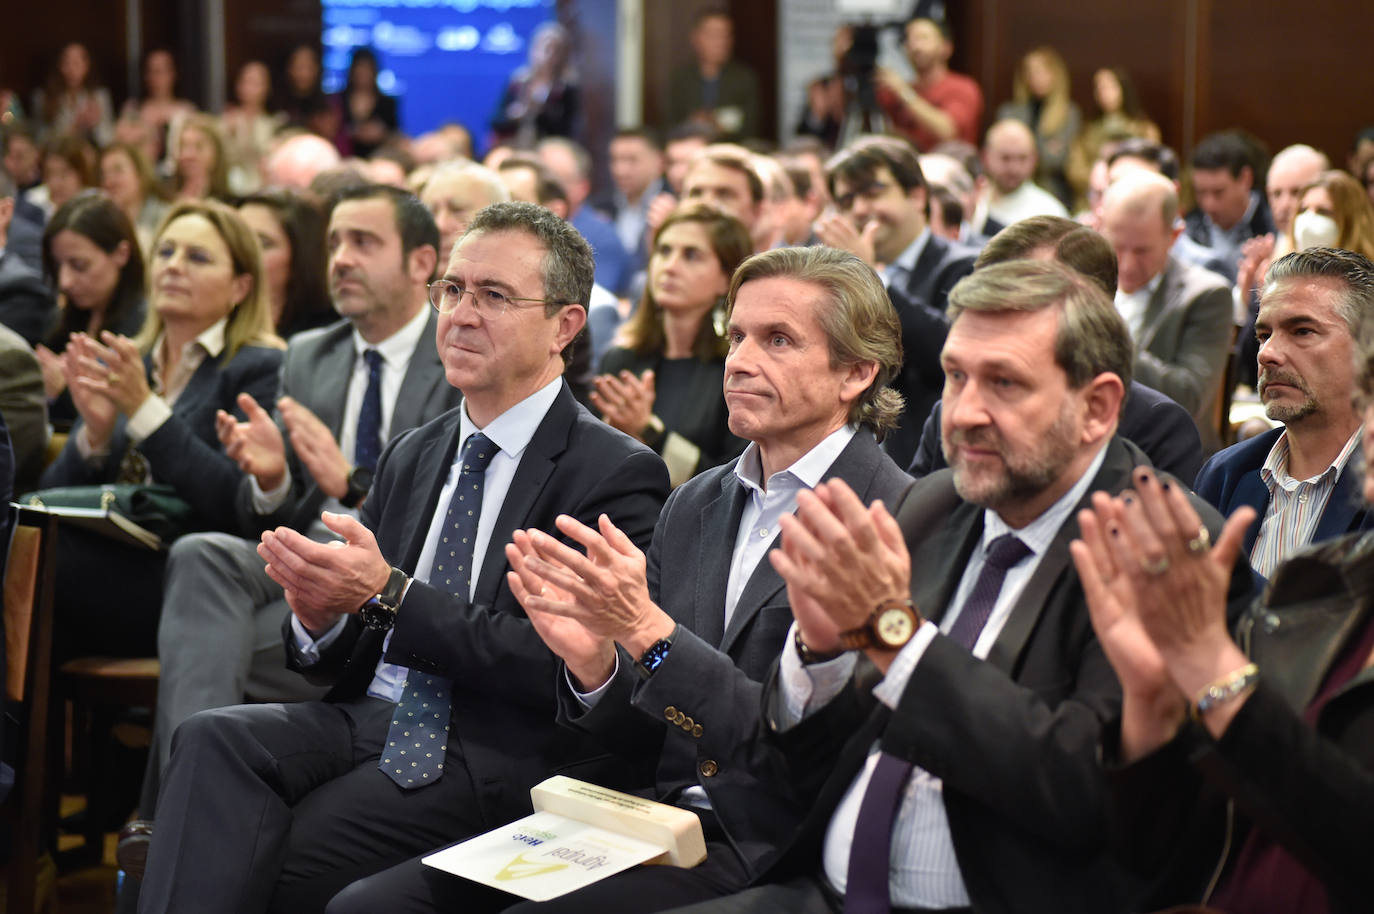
[1250,426,1362,579]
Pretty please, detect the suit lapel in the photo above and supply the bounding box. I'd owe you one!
[471,385,575,606]
[1235,471,1272,555]
[698,474,748,648]
[1135,259,1178,352]
[314,332,356,440]
[985,438,1135,672]
[390,312,445,437]
[398,411,463,570]
[1317,443,1371,542]
[912,502,982,625]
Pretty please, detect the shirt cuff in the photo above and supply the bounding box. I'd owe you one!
[774,621,857,730]
[125,394,172,444]
[251,468,294,513]
[74,424,108,461]
[871,620,938,710]
[290,613,349,661]
[567,652,621,709]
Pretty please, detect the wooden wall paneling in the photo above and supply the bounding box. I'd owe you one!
[729,0,778,144]
[221,0,323,114]
[1,0,132,113]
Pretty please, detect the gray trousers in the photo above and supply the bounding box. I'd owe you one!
[142,531,329,814]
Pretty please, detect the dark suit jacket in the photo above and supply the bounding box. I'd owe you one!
[1193,426,1374,556]
[0,249,55,348]
[909,380,1205,484]
[883,233,978,469]
[40,343,282,531]
[1184,193,1276,278]
[0,323,47,492]
[233,314,463,534]
[665,59,760,139]
[762,437,1254,914]
[1129,256,1233,455]
[284,382,671,827]
[553,430,913,877]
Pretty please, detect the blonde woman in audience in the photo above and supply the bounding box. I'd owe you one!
[997,46,1081,206]
[99,141,170,252]
[39,199,284,660]
[1067,67,1161,208]
[1293,170,1374,259]
[171,114,232,202]
[594,203,750,486]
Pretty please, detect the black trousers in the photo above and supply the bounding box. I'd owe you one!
[138,696,485,914]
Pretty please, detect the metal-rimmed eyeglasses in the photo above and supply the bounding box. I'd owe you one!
[426,280,565,318]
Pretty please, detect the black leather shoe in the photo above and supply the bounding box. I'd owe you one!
[116,819,154,881]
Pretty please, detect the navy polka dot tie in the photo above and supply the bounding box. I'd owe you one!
[379,432,497,789]
[354,349,384,472]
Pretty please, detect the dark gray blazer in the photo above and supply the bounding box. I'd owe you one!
[233,312,462,534]
[1130,256,1232,454]
[553,429,913,877]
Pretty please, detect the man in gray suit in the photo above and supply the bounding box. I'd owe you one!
[1101,171,1233,453]
[330,245,914,914]
[134,185,462,828]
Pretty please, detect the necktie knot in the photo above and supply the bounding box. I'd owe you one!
[363,348,383,373]
[461,432,498,474]
[984,533,1030,572]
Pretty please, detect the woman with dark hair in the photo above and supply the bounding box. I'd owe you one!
[99,141,170,252]
[278,43,332,135]
[337,47,399,158]
[996,46,1082,207]
[490,21,579,147]
[593,204,750,486]
[39,134,96,215]
[172,114,232,202]
[1068,67,1161,208]
[39,199,284,658]
[37,190,148,427]
[32,42,113,146]
[116,48,196,165]
[236,188,334,338]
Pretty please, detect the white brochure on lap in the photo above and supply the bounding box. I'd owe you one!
[421,776,707,902]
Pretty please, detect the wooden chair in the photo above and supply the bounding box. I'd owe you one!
[3,505,61,914]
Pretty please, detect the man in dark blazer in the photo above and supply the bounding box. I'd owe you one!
[134,202,670,914]
[1194,247,1374,580]
[816,135,977,469]
[330,246,914,914]
[132,186,465,841]
[1102,172,1233,454]
[665,10,760,140]
[0,167,54,347]
[692,259,1252,914]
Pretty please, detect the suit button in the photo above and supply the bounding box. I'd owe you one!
[691,724,703,738]
[664,706,677,720]
[673,711,686,726]
[680,716,694,731]
[699,759,718,778]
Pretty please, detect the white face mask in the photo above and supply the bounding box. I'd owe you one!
[1294,210,1341,250]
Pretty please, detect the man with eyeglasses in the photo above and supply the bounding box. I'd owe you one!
[123,183,468,892]
[132,200,670,914]
[815,135,977,469]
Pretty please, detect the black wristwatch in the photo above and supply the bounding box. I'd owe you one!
[359,566,409,631]
[340,465,374,509]
[634,627,678,679]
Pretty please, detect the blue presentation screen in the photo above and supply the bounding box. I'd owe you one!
[322,0,557,153]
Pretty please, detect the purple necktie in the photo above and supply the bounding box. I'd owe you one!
[845,533,1030,912]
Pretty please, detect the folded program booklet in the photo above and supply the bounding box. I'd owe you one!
[421,776,707,902]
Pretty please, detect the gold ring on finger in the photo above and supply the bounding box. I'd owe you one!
[1186,525,1211,556]
[1141,555,1170,576]
[107,372,119,384]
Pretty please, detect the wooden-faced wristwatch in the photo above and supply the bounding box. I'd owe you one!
[838,598,921,651]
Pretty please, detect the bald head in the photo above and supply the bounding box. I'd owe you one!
[1267,144,1330,238]
[1101,172,1181,294]
[265,134,342,190]
[422,162,510,262]
[984,119,1037,194]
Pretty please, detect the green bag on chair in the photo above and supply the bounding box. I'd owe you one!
[23,483,196,543]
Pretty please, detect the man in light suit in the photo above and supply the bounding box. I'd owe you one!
[133,201,670,914]
[1195,247,1374,580]
[689,259,1252,913]
[1102,171,1233,454]
[330,245,914,913]
[130,186,473,842]
[814,134,977,469]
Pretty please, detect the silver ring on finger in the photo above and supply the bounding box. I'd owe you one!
[1141,555,1170,576]
[1186,525,1211,556]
